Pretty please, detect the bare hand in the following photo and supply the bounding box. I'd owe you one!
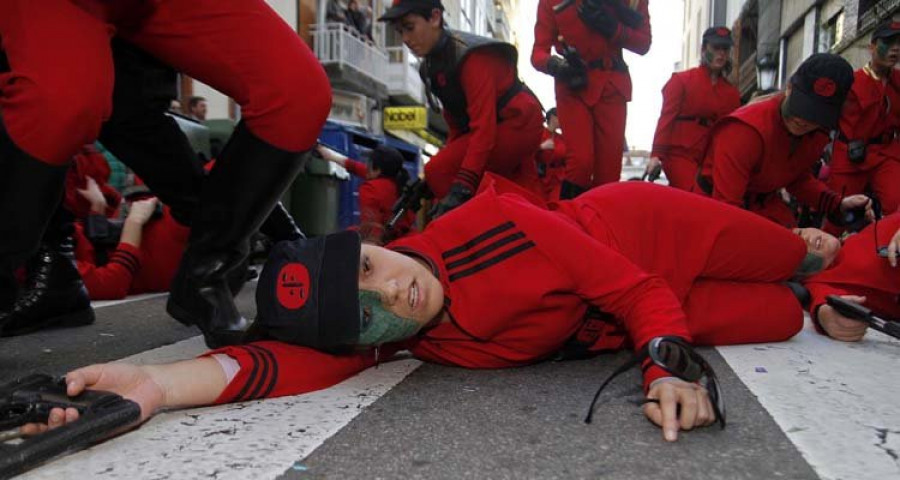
[125,197,159,226]
[840,195,875,222]
[19,363,165,436]
[645,157,663,177]
[643,378,716,442]
[540,138,555,150]
[887,227,900,268]
[316,145,346,165]
[76,176,108,215]
[817,295,869,342]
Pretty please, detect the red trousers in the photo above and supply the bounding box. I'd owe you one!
[556,90,627,188]
[826,159,900,216]
[424,105,544,200]
[568,182,807,344]
[0,0,331,166]
[660,153,700,191]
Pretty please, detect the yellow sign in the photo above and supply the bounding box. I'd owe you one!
[384,106,428,130]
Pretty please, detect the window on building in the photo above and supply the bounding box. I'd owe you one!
[818,10,844,53]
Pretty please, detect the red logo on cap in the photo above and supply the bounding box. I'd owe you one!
[716,27,729,36]
[276,263,310,310]
[892,21,900,30]
[393,0,402,5]
[813,77,837,97]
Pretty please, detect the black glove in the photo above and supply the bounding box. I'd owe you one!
[578,0,619,38]
[609,0,643,27]
[430,183,474,219]
[547,55,587,90]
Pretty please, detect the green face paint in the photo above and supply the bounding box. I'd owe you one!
[357,290,422,346]
[703,49,716,65]
[794,252,826,277]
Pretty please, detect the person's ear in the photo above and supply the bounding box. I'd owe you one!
[428,8,442,27]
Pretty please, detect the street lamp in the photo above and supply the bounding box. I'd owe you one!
[756,53,779,92]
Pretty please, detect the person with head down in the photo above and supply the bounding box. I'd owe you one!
[379,0,546,217]
[696,53,874,230]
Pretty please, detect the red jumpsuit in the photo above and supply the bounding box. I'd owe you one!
[424,52,544,199]
[698,94,840,228]
[532,0,651,188]
[207,177,807,404]
[536,128,568,201]
[804,213,900,325]
[828,67,900,218]
[73,207,190,300]
[652,65,741,190]
[343,159,414,242]
[0,0,330,167]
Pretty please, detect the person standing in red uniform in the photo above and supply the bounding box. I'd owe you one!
[804,213,900,342]
[318,144,415,244]
[0,0,332,347]
[379,0,544,216]
[648,27,741,191]
[533,0,651,198]
[697,53,873,228]
[827,20,900,228]
[536,107,568,201]
[36,175,835,443]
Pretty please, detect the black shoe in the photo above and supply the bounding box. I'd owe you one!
[559,180,588,200]
[166,122,309,348]
[784,281,811,310]
[0,241,95,336]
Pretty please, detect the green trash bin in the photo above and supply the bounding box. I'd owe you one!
[288,155,349,237]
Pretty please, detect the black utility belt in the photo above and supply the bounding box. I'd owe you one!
[675,116,714,127]
[586,57,629,73]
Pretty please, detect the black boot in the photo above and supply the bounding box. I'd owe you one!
[0,208,94,336]
[167,123,309,348]
[559,180,588,200]
[0,124,70,324]
[260,202,305,241]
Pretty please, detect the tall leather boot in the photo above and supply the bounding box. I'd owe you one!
[260,202,305,241]
[166,122,309,348]
[0,124,70,330]
[0,208,95,336]
[559,180,588,200]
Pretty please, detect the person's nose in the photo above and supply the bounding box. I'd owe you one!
[380,279,401,306]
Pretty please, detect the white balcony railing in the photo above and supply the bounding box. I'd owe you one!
[311,22,388,90]
[385,45,425,104]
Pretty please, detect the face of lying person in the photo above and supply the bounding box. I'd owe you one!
[794,228,840,268]
[358,244,445,334]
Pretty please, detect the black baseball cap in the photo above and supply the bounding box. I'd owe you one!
[379,0,443,22]
[702,26,734,48]
[787,53,854,130]
[255,231,362,351]
[872,18,900,42]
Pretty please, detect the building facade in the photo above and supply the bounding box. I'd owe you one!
[180,0,515,154]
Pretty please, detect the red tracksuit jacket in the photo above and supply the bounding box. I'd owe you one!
[652,65,740,162]
[804,213,900,323]
[832,68,900,172]
[74,207,190,300]
[208,176,807,405]
[699,94,840,227]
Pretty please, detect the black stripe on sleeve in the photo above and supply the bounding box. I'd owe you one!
[448,241,535,282]
[442,222,515,259]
